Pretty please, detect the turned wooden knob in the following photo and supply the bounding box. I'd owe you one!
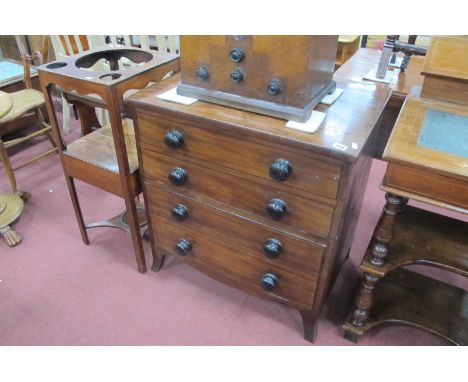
[172,204,190,221]
[168,167,188,186]
[269,158,292,182]
[175,239,192,256]
[263,238,283,259]
[196,66,209,80]
[261,273,278,291]
[164,129,184,148]
[230,48,245,63]
[266,198,287,219]
[230,68,244,83]
[267,79,282,95]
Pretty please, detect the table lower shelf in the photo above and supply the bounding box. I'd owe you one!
[343,268,468,345]
[361,205,468,278]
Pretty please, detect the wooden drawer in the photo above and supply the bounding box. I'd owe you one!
[384,163,468,211]
[154,218,318,309]
[146,187,325,277]
[141,147,334,240]
[137,112,341,200]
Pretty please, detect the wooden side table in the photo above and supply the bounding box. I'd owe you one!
[343,88,468,345]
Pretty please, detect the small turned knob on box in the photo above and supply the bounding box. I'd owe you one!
[263,238,283,259]
[261,273,278,291]
[172,204,190,221]
[230,69,244,83]
[195,66,209,80]
[164,129,184,148]
[175,239,192,256]
[168,167,188,186]
[267,79,282,95]
[266,198,288,219]
[229,48,245,63]
[269,158,292,182]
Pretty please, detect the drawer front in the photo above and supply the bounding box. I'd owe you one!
[141,148,334,239]
[138,113,341,200]
[154,218,318,309]
[384,163,468,211]
[147,187,325,277]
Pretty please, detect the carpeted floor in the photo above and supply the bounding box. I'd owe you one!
[0,112,466,346]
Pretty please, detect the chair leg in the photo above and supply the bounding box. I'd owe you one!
[72,104,79,120]
[123,193,147,273]
[62,95,71,134]
[0,137,18,194]
[65,176,89,245]
[36,108,57,149]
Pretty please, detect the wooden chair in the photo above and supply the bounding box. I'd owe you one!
[0,36,56,199]
[38,46,180,273]
[335,35,361,69]
[0,92,24,247]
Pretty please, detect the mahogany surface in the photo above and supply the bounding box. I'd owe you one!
[127,71,390,342]
[420,36,468,106]
[141,148,335,240]
[177,36,338,122]
[334,48,425,158]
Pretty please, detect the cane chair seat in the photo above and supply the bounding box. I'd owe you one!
[0,89,45,124]
[0,91,13,119]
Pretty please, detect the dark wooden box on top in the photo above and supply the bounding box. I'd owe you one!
[176,35,338,122]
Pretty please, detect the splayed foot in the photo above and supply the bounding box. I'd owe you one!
[0,225,22,247]
[16,190,31,201]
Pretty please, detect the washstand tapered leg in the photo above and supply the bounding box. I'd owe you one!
[122,193,147,273]
[65,176,89,245]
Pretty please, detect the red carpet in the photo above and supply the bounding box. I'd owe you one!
[0,113,466,345]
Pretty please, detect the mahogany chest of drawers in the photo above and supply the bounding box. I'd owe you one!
[126,73,391,342]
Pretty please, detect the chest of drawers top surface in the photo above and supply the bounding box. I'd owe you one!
[126,74,391,163]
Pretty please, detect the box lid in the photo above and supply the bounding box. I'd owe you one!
[383,86,468,181]
[422,36,468,81]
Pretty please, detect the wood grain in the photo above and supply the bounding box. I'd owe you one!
[141,146,335,239]
[137,112,342,200]
[153,217,319,309]
[178,36,337,121]
[146,187,325,276]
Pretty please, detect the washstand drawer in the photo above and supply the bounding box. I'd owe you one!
[154,219,318,309]
[138,113,341,200]
[146,188,325,276]
[141,148,334,239]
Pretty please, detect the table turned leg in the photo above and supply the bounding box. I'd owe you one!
[344,193,407,342]
[348,273,379,333]
[369,193,408,266]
